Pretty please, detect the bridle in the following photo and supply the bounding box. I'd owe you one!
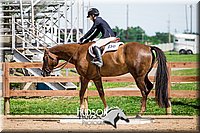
[52,55,73,72]
[43,54,51,74]
[43,46,79,73]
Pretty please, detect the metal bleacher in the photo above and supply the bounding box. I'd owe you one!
[0,0,85,90]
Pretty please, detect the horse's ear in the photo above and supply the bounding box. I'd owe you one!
[43,47,58,60]
[44,47,49,55]
[48,50,58,60]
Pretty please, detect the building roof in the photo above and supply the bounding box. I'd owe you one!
[174,33,198,39]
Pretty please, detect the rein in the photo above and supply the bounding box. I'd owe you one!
[52,55,73,72]
[50,45,79,72]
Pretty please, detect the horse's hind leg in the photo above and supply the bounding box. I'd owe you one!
[135,76,148,115]
[93,78,108,111]
[145,75,154,95]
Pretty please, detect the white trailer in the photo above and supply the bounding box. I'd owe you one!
[173,33,199,54]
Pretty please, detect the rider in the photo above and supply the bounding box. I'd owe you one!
[79,8,116,67]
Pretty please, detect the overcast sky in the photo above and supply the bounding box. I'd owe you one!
[85,0,198,36]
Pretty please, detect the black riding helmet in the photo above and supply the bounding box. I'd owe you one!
[87,8,99,18]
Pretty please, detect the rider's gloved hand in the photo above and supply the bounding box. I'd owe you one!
[79,37,84,43]
[79,37,89,44]
[82,39,89,43]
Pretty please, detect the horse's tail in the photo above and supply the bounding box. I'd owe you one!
[151,46,170,108]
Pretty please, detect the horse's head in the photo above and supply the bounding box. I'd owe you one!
[41,48,59,77]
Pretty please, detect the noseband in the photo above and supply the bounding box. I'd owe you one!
[43,53,55,73]
[43,48,76,73]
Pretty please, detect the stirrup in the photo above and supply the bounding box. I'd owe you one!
[91,59,103,67]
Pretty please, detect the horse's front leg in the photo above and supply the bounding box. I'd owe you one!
[79,76,89,111]
[93,78,108,114]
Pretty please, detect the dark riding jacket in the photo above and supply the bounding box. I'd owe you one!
[80,17,115,42]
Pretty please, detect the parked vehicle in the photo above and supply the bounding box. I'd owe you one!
[174,33,199,54]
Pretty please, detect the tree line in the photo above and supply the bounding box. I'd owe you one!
[112,26,174,45]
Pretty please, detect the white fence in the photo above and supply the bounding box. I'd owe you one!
[151,43,174,52]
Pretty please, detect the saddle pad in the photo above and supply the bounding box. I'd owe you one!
[102,42,124,55]
[89,42,124,57]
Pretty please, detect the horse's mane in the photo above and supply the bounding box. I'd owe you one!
[49,42,94,50]
[47,42,94,57]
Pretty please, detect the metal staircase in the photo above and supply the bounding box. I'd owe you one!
[0,0,81,90]
[13,49,72,90]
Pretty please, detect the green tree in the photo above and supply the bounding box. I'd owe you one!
[112,26,147,43]
[127,26,147,43]
[112,26,173,45]
[147,32,174,45]
[112,26,126,42]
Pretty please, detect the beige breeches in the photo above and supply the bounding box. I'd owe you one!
[92,37,116,47]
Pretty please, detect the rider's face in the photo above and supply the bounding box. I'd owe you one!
[89,15,93,20]
[89,15,95,21]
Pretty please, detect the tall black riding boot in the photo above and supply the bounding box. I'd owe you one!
[91,46,103,67]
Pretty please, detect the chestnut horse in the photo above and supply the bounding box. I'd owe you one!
[42,42,170,115]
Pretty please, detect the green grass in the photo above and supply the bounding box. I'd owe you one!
[171,83,199,90]
[8,96,199,116]
[170,67,199,91]
[86,82,134,90]
[9,97,79,115]
[172,68,198,76]
[6,74,199,116]
[164,52,198,62]
[4,51,199,116]
[87,82,198,91]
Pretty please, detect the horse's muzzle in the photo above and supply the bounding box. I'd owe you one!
[41,71,46,77]
[41,71,50,77]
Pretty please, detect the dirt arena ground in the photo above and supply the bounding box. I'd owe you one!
[1,115,199,132]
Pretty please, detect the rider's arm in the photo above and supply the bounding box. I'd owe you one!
[79,29,100,44]
[80,19,100,41]
[87,29,100,41]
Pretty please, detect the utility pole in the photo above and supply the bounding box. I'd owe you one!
[185,5,189,33]
[190,4,192,33]
[76,0,80,42]
[87,0,90,31]
[167,15,171,43]
[126,4,129,40]
[70,0,73,42]
[126,4,129,30]
[64,0,68,43]
[82,0,84,34]
[20,0,25,48]
[31,0,35,35]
